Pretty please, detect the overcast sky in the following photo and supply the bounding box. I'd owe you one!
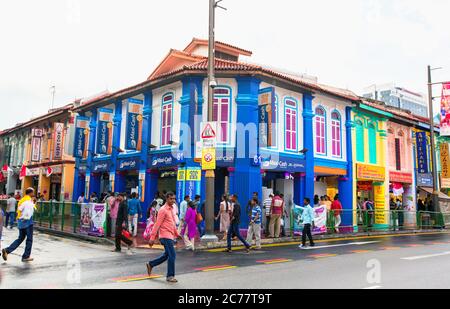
[1,0,450,130]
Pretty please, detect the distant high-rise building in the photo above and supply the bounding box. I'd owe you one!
[363,83,428,118]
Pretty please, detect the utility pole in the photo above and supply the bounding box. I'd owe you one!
[50,85,56,110]
[202,0,224,242]
[427,65,441,213]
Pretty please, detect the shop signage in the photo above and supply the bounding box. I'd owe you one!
[356,164,385,181]
[26,168,40,177]
[415,131,429,174]
[73,117,89,158]
[53,122,64,160]
[440,143,450,188]
[202,148,216,170]
[259,154,306,172]
[96,108,113,155]
[357,181,373,192]
[417,173,433,187]
[389,171,413,184]
[50,165,63,174]
[118,157,139,171]
[439,82,450,136]
[176,167,186,205]
[126,99,143,150]
[139,171,145,202]
[93,161,110,173]
[150,152,185,168]
[374,184,387,225]
[31,135,42,162]
[185,167,201,200]
[258,87,276,148]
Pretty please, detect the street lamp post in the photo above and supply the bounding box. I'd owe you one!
[201,0,224,242]
[427,65,442,213]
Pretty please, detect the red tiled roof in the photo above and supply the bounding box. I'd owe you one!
[184,38,253,56]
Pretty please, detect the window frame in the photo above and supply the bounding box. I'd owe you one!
[330,110,342,158]
[284,97,299,153]
[315,106,327,156]
[212,86,232,145]
[160,92,174,148]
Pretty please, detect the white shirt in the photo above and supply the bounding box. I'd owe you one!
[6,197,17,213]
[179,200,188,220]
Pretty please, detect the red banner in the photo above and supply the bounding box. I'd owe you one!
[440,82,450,136]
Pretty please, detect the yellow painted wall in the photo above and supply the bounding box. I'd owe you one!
[62,163,75,201]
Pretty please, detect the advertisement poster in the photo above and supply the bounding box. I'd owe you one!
[126,99,143,150]
[74,117,89,158]
[96,108,113,155]
[80,203,92,235]
[176,168,186,205]
[440,82,450,136]
[53,122,64,160]
[258,87,276,148]
[89,204,107,237]
[292,205,327,235]
[440,143,450,188]
[185,167,201,199]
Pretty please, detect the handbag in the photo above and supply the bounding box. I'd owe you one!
[196,212,203,225]
[121,229,132,241]
[143,219,154,240]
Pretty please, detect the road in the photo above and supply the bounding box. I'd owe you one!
[1,228,450,289]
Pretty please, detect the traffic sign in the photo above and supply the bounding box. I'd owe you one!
[202,148,216,170]
[201,122,217,149]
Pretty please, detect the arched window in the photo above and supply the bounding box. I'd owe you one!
[213,87,231,143]
[368,123,377,164]
[331,111,342,157]
[161,93,173,146]
[315,107,326,155]
[285,98,298,151]
[355,120,364,162]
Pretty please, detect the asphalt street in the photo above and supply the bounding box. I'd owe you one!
[1,228,450,289]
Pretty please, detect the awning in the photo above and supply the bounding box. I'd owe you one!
[418,187,450,201]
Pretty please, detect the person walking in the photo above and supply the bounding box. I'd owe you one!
[263,194,273,237]
[2,188,36,263]
[269,192,284,238]
[6,193,17,229]
[146,192,180,283]
[127,192,142,237]
[299,198,315,249]
[216,194,232,241]
[178,195,190,235]
[113,193,134,255]
[331,195,343,233]
[246,198,262,250]
[109,193,119,237]
[183,201,198,251]
[193,195,205,237]
[225,194,251,253]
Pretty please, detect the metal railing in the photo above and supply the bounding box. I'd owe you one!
[33,201,83,234]
[290,208,448,235]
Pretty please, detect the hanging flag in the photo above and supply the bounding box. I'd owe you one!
[19,165,28,181]
[2,164,12,174]
[126,98,143,150]
[440,82,450,136]
[96,108,114,155]
[73,117,89,158]
[46,166,53,177]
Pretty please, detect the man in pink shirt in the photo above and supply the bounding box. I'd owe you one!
[269,192,284,238]
[146,192,180,283]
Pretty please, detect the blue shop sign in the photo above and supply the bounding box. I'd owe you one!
[257,154,306,172]
[149,152,185,168]
[93,161,110,173]
[118,157,140,171]
[216,151,235,166]
[417,173,433,188]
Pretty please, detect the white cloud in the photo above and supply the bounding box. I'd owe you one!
[1,0,449,129]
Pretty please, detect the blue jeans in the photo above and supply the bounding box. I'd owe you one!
[5,212,15,227]
[227,222,250,250]
[149,238,176,278]
[197,221,205,237]
[6,225,33,259]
